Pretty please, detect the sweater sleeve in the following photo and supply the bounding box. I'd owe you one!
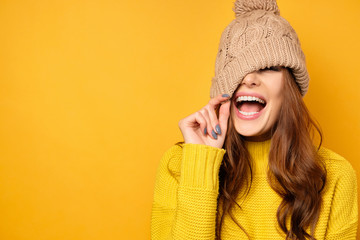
[151,143,226,240]
[325,160,358,240]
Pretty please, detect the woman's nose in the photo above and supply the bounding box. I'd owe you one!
[241,72,260,87]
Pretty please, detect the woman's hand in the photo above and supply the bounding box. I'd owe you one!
[178,94,231,149]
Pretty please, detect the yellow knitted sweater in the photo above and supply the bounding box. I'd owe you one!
[151,140,358,239]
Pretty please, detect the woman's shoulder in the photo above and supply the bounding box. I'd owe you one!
[318,146,346,162]
[317,146,356,180]
[157,142,185,180]
[161,142,184,160]
[158,142,226,180]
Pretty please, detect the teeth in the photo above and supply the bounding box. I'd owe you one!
[236,96,265,104]
[238,110,258,116]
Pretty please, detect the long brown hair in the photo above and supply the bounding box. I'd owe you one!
[216,68,326,240]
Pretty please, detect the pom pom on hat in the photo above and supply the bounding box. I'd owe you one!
[233,0,280,17]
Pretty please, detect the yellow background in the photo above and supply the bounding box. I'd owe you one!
[0,0,359,239]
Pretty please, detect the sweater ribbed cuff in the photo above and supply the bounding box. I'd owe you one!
[180,144,225,190]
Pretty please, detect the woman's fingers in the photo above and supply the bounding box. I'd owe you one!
[208,94,231,108]
[218,100,231,132]
[179,111,208,144]
[208,94,231,137]
[198,108,215,139]
[179,93,231,146]
[202,105,221,138]
[196,94,231,140]
[194,111,207,135]
[179,111,206,132]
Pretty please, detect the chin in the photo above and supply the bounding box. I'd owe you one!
[235,124,272,141]
[231,111,275,141]
[235,125,263,137]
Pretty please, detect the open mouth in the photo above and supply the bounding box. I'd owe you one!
[235,95,266,116]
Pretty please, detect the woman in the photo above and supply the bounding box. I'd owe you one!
[151,0,358,239]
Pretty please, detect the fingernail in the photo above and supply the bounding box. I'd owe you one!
[222,94,230,98]
[204,127,207,135]
[215,124,221,135]
[211,130,218,140]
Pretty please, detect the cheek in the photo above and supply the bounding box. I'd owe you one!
[269,81,284,116]
[268,95,283,123]
[230,104,241,129]
[230,105,236,122]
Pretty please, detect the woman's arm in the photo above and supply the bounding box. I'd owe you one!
[151,143,225,240]
[151,94,230,239]
[325,160,358,240]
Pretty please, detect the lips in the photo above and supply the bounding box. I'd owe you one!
[233,92,267,120]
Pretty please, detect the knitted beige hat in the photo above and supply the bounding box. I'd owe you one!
[210,0,309,98]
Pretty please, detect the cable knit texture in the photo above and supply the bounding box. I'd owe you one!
[210,0,309,98]
[151,141,358,239]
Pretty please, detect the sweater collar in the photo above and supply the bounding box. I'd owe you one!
[244,139,271,174]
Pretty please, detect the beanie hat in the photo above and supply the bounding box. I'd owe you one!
[210,0,309,98]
